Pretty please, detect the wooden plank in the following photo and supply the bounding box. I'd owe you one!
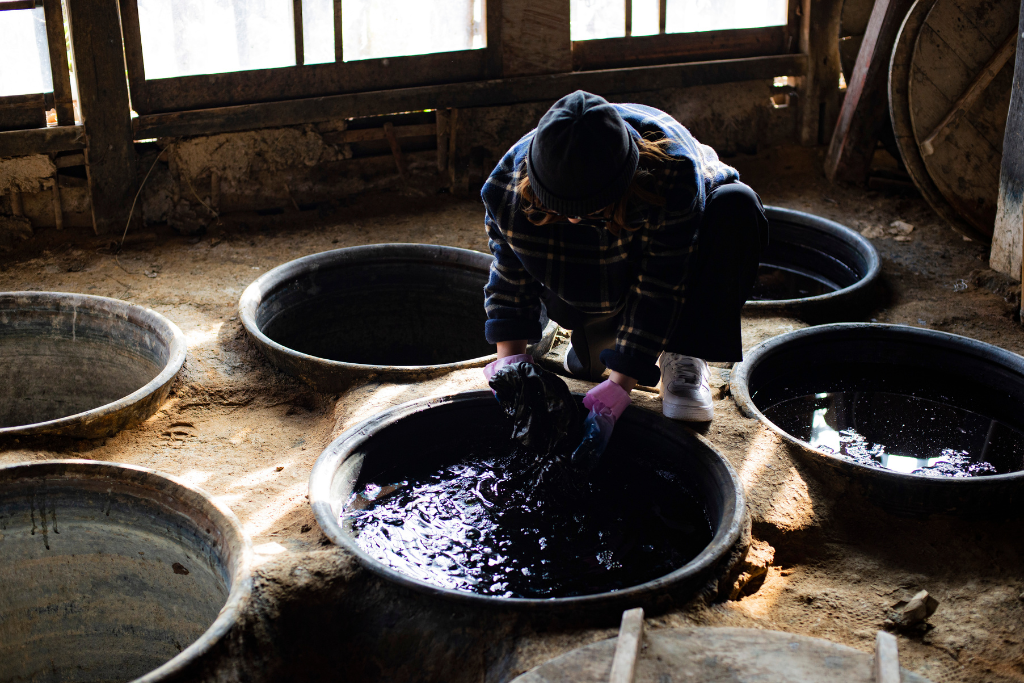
[609,608,645,683]
[321,123,436,144]
[658,0,666,34]
[132,49,488,114]
[333,0,342,63]
[486,0,504,77]
[572,26,789,71]
[825,0,916,180]
[133,53,807,139]
[873,632,900,683]
[382,122,408,180]
[798,0,844,146]
[0,125,86,157]
[42,0,75,125]
[501,0,571,77]
[0,93,47,131]
[66,0,137,235]
[921,30,1017,155]
[950,0,1019,47]
[0,1,35,10]
[990,1,1024,281]
[118,0,145,99]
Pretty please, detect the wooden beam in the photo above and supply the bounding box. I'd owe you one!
[798,0,843,146]
[486,0,503,77]
[333,0,342,63]
[0,93,47,131]
[609,608,645,683]
[134,53,808,139]
[824,0,915,180]
[42,0,74,125]
[0,1,36,10]
[118,0,146,98]
[0,125,86,157]
[66,0,137,235]
[658,0,667,34]
[572,25,789,71]
[873,631,900,683]
[321,122,436,144]
[293,0,304,67]
[991,2,1024,284]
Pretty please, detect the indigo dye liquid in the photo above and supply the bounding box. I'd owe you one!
[343,439,712,598]
[755,363,1024,477]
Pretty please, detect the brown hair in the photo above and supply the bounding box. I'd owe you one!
[517,134,674,236]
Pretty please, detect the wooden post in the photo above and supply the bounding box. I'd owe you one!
[42,0,74,125]
[382,122,408,181]
[436,109,450,172]
[333,0,343,63]
[51,179,63,230]
[66,0,138,235]
[624,0,632,37]
[448,108,459,190]
[824,0,915,180]
[798,0,843,146]
[658,0,666,34]
[293,0,304,67]
[992,3,1024,289]
[873,631,900,683]
[500,0,571,77]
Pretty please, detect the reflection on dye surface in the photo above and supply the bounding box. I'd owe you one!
[762,390,1024,477]
[751,265,839,301]
[344,440,712,598]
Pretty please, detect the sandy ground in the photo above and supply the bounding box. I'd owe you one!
[1,145,1023,682]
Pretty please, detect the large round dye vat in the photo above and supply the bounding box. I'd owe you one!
[747,207,880,320]
[240,244,556,391]
[732,323,1024,516]
[0,292,186,440]
[309,391,747,614]
[0,460,252,682]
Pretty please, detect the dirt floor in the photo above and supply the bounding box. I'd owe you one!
[2,144,1023,682]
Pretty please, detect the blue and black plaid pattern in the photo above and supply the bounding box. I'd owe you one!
[482,103,739,384]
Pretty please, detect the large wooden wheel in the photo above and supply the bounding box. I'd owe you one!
[905,0,1018,240]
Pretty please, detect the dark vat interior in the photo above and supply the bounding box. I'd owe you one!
[257,259,495,366]
[0,308,166,428]
[330,397,732,600]
[751,211,866,301]
[749,335,1024,478]
[0,473,230,682]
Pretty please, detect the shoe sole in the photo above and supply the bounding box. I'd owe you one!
[662,400,714,422]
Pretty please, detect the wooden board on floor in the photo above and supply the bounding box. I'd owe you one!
[890,0,988,242]
[510,628,935,683]
[907,0,1018,239]
[991,1,1024,281]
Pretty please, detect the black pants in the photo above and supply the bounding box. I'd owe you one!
[541,182,769,378]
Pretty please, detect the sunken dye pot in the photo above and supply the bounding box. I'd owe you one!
[0,460,252,682]
[239,244,555,392]
[746,207,880,320]
[731,323,1024,517]
[0,292,186,440]
[309,390,747,615]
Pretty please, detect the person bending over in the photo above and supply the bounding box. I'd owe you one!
[481,90,768,436]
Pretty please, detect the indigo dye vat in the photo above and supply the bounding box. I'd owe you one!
[239,244,555,391]
[732,323,1024,516]
[747,207,880,320]
[310,391,746,613]
[0,460,251,683]
[0,292,186,440]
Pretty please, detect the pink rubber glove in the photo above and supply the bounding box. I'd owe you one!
[483,353,534,381]
[582,379,632,421]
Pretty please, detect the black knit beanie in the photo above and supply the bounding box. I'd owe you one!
[526,91,639,217]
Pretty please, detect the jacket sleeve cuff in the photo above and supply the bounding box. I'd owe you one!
[485,318,543,344]
[600,349,661,387]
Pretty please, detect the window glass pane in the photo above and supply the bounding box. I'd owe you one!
[570,0,624,41]
[342,0,484,62]
[665,0,787,34]
[0,7,52,97]
[302,0,335,65]
[630,0,659,36]
[138,0,296,80]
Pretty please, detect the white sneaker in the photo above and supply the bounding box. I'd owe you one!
[659,353,714,422]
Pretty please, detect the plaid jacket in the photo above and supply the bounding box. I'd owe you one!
[482,103,739,386]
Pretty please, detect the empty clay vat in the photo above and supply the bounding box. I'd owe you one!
[732,323,1024,516]
[511,627,933,682]
[747,207,880,320]
[0,292,186,440]
[309,390,747,614]
[239,244,556,392]
[0,460,251,682]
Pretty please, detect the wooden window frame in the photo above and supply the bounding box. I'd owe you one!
[571,1,801,71]
[120,0,502,115]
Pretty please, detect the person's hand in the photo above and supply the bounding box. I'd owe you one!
[483,353,534,382]
[571,379,632,473]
